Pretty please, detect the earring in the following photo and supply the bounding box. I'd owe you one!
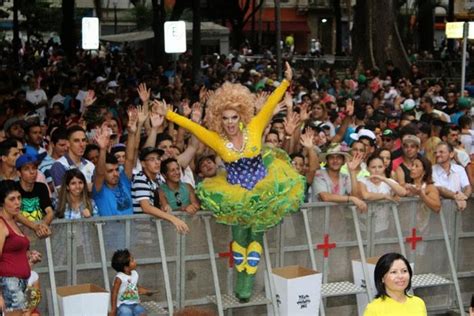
[239,122,244,131]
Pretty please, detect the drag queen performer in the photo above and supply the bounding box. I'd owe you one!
[158,62,305,301]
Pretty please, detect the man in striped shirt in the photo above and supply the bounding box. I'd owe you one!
[131,147,189,234]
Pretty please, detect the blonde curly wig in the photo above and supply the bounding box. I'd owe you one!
[204,82,255,135]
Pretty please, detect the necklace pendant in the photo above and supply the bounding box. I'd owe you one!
[226,142,234,149]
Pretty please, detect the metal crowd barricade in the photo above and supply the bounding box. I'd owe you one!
[360,199,464,315]
[27,197,473,315]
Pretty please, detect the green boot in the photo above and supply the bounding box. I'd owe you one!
[238,272,256,302]
[234,271,245,299]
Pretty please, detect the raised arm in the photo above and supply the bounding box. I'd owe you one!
[157,100,223,154]
[252,63,292,136]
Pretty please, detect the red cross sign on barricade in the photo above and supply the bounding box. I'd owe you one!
[316,234,336,258]
[218,242,234,268]
[405,228,423,250]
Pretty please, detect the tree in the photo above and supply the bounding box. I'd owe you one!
[150,0,166,66]
[334,0,342,55]
[417,0,434,52]
[61,0,76,60]
[352,0,409,73]
[171,0,264,49]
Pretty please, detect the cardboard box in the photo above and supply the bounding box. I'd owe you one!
[57,283,110,316]
[352,257,414,316]
[352,257,379,316]
[272,265,322,316]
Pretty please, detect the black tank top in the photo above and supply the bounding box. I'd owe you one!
[400,163,414,184]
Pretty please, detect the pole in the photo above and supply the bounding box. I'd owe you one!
[461,22,468,96]
[192,0,201,84]
[275,0,282,80]
[114,4,117,34]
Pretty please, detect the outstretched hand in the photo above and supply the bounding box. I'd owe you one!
[347,151,364,172]
[95,126,112,150]
[84,90,97,107]
[137,83,151,104]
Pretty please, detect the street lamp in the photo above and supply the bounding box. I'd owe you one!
[112,0,118,34]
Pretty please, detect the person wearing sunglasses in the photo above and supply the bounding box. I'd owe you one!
[159,158,200,214]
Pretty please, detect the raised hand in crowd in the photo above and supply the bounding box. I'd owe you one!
[298,102,310,122]
[255,91,270,112]
[137,83,151,105]
[191,102,203,123]
[150,112,164,130]
[94,125,112,151]
[127,107,139,133]
[284,112,301,136]
[83,89,97,107]
[181,99,192,118]
[137,104,149,126]
[300,128,314,149]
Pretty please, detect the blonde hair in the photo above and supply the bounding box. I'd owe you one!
[204,82,255,135]
[424,136,441,165]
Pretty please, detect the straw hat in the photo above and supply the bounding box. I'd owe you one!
[319,143,352,163]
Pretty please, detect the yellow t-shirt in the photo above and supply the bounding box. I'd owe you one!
[364,296,427,316]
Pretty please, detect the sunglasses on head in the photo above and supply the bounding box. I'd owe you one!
[174,192,182,207]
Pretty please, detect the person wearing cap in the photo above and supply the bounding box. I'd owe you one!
[16,153,54,225]
[110,144,126,170]
[350,128,377,160]
[314,144,367,212]
[432,142,472,211]
[131,146,188,233]
[450,97,472,125]
[381,128,399,153]
[394,135,421,186]
[50,126,95,192]
[418,97,450,123]
[3,117,25,142]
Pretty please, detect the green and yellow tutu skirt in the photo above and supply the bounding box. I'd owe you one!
[197,147,305,232]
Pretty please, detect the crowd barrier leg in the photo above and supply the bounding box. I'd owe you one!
[95,222,110,292]
[155,219,174,316]
[351,206,373,300]
[45,236,60,315]
[262,234,279,316]
[366,208,374,257]
[66,222,73,285]
[178,233,186,309]
[391,204,407,257]
[440,210,466,316]
[301,208,325,316]
[71,223,77,285]
[203,216,224,316]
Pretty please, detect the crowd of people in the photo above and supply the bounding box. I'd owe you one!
[0,39,473,314]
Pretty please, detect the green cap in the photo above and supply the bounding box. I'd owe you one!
[458,97,471,109]
[358,74,367,84]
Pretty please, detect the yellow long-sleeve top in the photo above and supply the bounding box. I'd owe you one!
[165,80,289,163]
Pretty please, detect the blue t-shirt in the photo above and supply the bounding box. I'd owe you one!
[92,171,133,216]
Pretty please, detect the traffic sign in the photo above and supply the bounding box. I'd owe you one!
[82,17,100,50]
[164,21,187,53]
[446,21,474,39]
